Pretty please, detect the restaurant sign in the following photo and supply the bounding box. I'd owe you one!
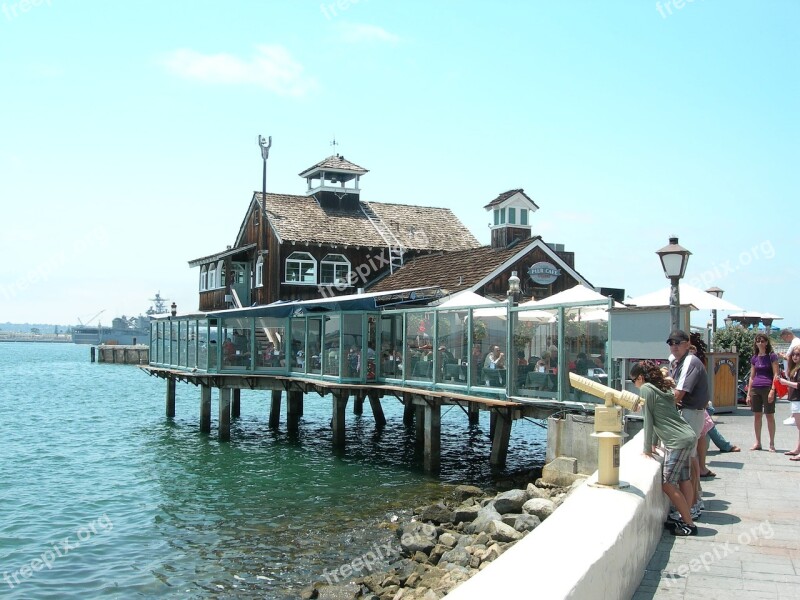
[528,261,561,285]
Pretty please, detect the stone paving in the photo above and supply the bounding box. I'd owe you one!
[632,400,800,600]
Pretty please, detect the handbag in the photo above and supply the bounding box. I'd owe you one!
[774,377,788,398]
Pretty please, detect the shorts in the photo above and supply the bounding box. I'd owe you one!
[791,401,800,415]
[663,446,693,485]
[750,387,775,414]
[680,408,705,457]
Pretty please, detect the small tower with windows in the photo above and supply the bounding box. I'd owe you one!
[484,189,539,249]
[298,154,369,211]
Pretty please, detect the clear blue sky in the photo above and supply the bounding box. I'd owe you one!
[1,0,797,328]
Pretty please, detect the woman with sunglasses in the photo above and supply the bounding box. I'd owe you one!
[778,348,800,459]
[632,360,698,536]
[746,334,780,451]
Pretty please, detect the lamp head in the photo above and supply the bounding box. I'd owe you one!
[656,235,691,280]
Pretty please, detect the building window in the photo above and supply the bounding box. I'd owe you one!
[286,252,316,284]
[508,207,516,224]
[255,255,264,288]
[494,209,500,226]
[200,265,208,291]
[521,209,528,225]
[320,253,351,285]
[208,264,217,289]
[500,208,506,224]
[217,260,226,289]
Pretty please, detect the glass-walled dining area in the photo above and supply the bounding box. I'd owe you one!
[150,300,612,401]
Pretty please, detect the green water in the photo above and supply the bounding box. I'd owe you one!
[0,343,545,598]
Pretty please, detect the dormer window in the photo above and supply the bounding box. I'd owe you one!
[508,207,516,224]
[208,263,217,289]
[286,252,317,284]
[320,253,351,285]
[521,209,528,225]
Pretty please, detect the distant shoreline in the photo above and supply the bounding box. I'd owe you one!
[0,335,73,343]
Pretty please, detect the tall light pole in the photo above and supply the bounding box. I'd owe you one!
[705,286,724,335]
[656,236,691,333]
[258,135,272,255]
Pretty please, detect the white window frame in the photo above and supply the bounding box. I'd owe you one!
[320,253,351,285]
[285,252,317,284]
[508,207,516,224]
[217,260,226,289]
[200,265,208,291]
[255,255,264,288]
[208,264,217,290]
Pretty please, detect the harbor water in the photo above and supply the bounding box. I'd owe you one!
[0,343,546,599]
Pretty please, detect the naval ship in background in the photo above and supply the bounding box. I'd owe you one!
[71,293,169,345]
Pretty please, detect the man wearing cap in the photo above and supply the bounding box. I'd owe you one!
[668,329,709,520]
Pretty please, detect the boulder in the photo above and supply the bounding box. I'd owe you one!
[452,505,479,524]
[437,532,458,548]
[526,482,552,500]
[419,503,453,525]
[398,522,438,556]
[522,497,556,521]
[438,545,471,568]
[486,520,523,543]
[452,485,484,502]
[464,502,501,534]
[513,513,541,533]
[492,489,528,514]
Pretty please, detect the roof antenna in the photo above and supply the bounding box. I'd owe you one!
[330,136,339,156]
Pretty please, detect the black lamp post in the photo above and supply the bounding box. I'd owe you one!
[656,236,691,333]
[705,286,724,334]
[258,134,272,259]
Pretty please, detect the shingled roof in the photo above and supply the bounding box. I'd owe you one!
[298,154,368,177]
[369,245,526,294]
[255,193,481,251]
[483,188,539,210]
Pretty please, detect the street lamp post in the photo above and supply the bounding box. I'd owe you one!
[507,270,521,307]
[258,134,272,256]
[705,286,724,335]
[656,236,691,333]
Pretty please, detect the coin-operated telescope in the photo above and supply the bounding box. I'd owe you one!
[569,373,643,488]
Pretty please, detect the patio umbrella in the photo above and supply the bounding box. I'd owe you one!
[627,284,743,312]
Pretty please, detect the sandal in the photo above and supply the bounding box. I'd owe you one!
[784,451,798,456]
[790,456,800,462]
[728,446,741,452]
[769,446,776,453]
[750,443,762,451]
[699,470,716,478]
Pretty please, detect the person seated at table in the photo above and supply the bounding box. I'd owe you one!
[222,337,236,366]
[484,345,505,385]
[517,351,528,366]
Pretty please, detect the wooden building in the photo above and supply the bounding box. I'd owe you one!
[188,154,481,312]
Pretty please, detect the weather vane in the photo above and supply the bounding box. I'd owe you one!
[258,135,272,160]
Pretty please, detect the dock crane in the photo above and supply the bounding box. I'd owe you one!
[78,309,105,326]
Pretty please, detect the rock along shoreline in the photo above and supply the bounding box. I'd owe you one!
[302,470,583,600]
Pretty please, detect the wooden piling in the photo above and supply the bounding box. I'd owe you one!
[166,378,176,418]
[402,393,414,427]
[219,388,231,441]
[287,390,302,431]
[332,391,348,449]
[200,386,211,433]
[232,389,241,419]
[468,402,480,425]
[490,408,512,468]
[423,400,441,473]
[353,392,364,415]
[269,390,282,429]
[367,390,386,429]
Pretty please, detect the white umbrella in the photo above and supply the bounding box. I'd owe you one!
[521,284,623,308]
[473,300,554,323]
[627,284,743,312]
[438,290,497,308]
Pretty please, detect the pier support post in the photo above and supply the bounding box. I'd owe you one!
[90,347,96,363]
[353,392,364,416]
[403,393,414,427]
[269,390,282,429]
[166,378,176,418]
[232,389,241,419]
[287,391,303,431]
[219,388,231,442]
[423,401,441,473]
[468,402,480,425]
[200,386,211,433]
[490,408,512,468]
[490,411,497,439]
[415,404,425,447]
[332,391,348,449]
[367,391,386,429]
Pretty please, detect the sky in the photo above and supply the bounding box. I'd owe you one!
[1,0,798,329]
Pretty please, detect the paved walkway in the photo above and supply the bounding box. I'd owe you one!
[633,400,800,599]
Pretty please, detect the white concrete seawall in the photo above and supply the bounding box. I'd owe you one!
[447,430,668,599]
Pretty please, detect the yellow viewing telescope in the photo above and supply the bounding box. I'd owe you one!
[568,373,643,412]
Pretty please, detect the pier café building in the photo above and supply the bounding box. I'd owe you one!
[145,153,618,472]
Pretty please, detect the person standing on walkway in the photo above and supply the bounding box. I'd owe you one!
[668,329,708,519]
[778,328,800,378]
[632,360,697,536]
[778,346,800,459]
[745,333,780,452]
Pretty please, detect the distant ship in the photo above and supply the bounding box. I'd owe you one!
[71,293,169,345]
